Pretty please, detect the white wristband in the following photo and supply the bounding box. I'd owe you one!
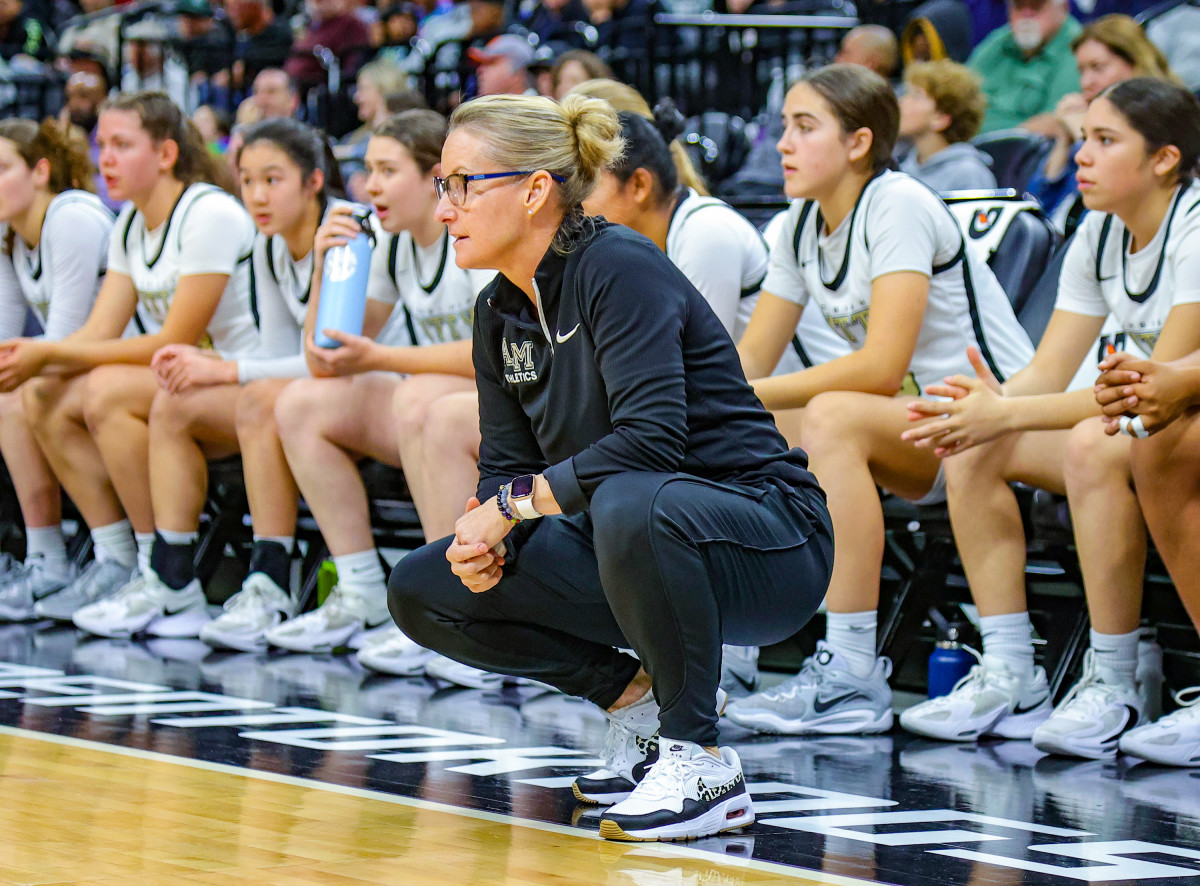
[1118,415,1149,439]
[511,493,542,521]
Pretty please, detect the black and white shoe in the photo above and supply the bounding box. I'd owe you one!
[573,690,660,805]
[598,738,755,842]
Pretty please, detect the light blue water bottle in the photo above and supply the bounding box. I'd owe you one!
[314,209,375,349]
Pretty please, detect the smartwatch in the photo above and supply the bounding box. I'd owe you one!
[508,473,542,520]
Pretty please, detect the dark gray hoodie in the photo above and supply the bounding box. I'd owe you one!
[899,141,997,193]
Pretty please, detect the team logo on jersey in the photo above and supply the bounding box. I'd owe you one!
[502,337,538,384]
[969,208,1002,239]
[325,247,358,283]
[826,307,871,345]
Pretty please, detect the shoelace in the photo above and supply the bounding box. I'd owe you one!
[761,654,824,701]
[224,575,284,614]
[1172,686,1200,709]
[600,717,637,769]
[1055,650,1124,717]
[632,755,690,803]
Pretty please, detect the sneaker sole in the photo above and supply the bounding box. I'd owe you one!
[200,626,269,653]
[1032,733,1120,760]
[146,605,212,639]
[725,707,893,735]
[267,627,362,653]
[598,794,755,842]
[1118,738,1200,767]
[355,650,434,677]
[899,704,1050,742]
[0,604,38,621]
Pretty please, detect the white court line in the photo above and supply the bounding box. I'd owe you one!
[0,723,894,886]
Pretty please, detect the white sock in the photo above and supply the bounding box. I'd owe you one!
[24,525,67,572]
[158,528,198,546]
[825,611,877,678]
[980,611,1034,681]
[91,520,136,568]
[135,532,155,577]
[1090,628,1139,687]
[332,550,386,601]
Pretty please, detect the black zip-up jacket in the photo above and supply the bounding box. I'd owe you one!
[474,218,824,538]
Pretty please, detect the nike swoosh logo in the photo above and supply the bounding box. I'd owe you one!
[555,324,580,344]
[812,691,864,714]
[1013,698,1046,715]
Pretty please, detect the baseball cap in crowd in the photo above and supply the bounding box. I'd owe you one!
[467,34,536,69]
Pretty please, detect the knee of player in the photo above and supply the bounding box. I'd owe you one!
[272,379,321,442]
[391,379,438,439]
[81,366,126,432]
[1063,417,1129,488]
[235,380,282,435]
[800,391,862,458]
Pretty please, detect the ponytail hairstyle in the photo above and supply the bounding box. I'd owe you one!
[373,108,448,175]
[238,116,347,200]
[103,91,236,194]
[0,117,96,194]
[567,78,710,195]
[1100,77,1200,186]
[799,63,899,174]
[449,93,624,253]
[609,105,680,208]
[0,118,96,255]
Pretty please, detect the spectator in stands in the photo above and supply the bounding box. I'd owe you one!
[372,2,421,67]
[901,0,973,65]
[835,25,900,81]
[223,0,293,95]
[581,0,659,61]
[175,0,234,88]
[724,64,1033,737]
[1146,3,1200,93]
[267,110,490,664]
[192,103,232,153]
[11,92,255,633]
[898,59,996,191]
[901,79,1200,759]
[551,49,611,100]
[130,119,347,651]
[969,0,1081,134]
[252,67,301,120]
[0,119,113,619]
[1027,14,1177,231]
[341,60,412,148]
[468,34,536,97]
[466,0,506,46]
[1094,348,1200,766]
[0,0,52,63]
[285,0,372,93]
[58,68,119,209]
[518,0,590,50]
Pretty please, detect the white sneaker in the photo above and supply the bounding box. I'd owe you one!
[574,687,728,806]
[424,653,524,689]
[720,645,761,696]
[599,739,754,842]
[355,624,435,676]
[1032,650,1144,760]
[72,572,211,639]
[574,690,661,805]
[724,641,893,735]
[200,573,294,652]
[35,558,132,622]
[263,585,389,653]
[0,561,75,621]
[1119,687,1200,767]
[900,654,1052,741]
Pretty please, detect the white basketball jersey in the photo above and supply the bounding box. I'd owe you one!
[109,183,258,357]
[1055,181,1200,359]
[762,170,1034,394]
[665,188,769,341]
[367,227,494,348]
[3,190,113,339]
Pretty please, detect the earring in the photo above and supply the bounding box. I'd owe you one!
[528,209,534,216]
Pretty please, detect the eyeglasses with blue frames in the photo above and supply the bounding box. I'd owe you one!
[433,170,566,206]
